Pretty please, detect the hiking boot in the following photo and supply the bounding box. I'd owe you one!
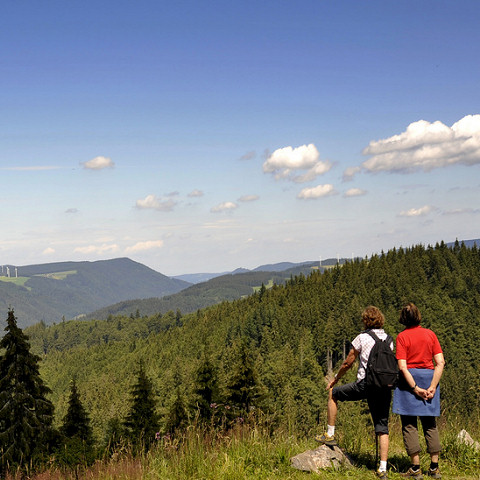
[401,467,423,478]
[375,470,388,479]
[426,467,441,478]
[314,432,337,446]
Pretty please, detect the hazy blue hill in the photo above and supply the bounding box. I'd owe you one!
[85,260,349,320]
[0,258,190,327]
[172,258,342,284]
[446,238,479,248]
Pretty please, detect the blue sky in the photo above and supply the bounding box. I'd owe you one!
[1,1,479,276]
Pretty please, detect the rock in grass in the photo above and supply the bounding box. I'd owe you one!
[457,429,480,451]
[290,444,353,472]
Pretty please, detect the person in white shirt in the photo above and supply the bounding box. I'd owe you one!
[316,306,394,479]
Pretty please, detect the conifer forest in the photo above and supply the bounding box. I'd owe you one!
[1,241,480,478]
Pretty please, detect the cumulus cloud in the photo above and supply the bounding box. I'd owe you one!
[82,156,115,170]
[42,247,55,255]
[74,243,120,254]
[210,201,238,213]
[297,184,335,199]
[399,205,433,217]
[238,194,260,202]
[263,144,332,182]
[135,194,177,212]
[188,189,204,198]
[362,115,480,173]
[125,240,164,253]
[344,188,367,197]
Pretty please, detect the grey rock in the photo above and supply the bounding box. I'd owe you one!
[457,429,480,451]
[291,444,353,472]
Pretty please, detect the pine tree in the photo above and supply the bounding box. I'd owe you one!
[123,363,159,451]
[225,339,265,419]
[0,310,56,473]
[192,354,220,422]
[57,379,95,467]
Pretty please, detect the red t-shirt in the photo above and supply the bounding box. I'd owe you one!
[396,326,443,369]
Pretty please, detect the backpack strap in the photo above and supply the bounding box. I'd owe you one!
[364,329,380,343]
[365,329,392,345]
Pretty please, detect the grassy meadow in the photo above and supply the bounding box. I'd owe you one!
[5,414,479,480]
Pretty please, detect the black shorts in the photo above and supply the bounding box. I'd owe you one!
[332,379,391,435]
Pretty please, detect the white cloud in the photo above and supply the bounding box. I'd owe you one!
[343,166,362,181]
[210,201,238,213]
[82,156,115,170]
[297,184,335,199]
[42,247,55,255]
[74,243,120,254]
[344,188,367,197]
[135,194,177,212]
[399,205,433,217]
[65,208,79,214]
[362,115,480,173]
[238,194,260,202]
[188,189,204,198]
[263,143,331,182]
[125,240,164,254]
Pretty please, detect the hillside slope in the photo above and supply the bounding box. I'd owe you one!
[85,260,343,320]
[0,258,190,327]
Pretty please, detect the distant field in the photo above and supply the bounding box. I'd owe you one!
[34,270,77,280]
[0,276,30,287]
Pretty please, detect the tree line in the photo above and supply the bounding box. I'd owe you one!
[3,240,480,475]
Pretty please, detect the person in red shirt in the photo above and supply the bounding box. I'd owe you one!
[393,303,445,479]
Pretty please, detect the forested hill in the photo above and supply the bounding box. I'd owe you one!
[24,240,480,443]
[0,258,190,327]
[84,259,343,320]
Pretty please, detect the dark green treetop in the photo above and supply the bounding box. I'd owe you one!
[0,310,56,472]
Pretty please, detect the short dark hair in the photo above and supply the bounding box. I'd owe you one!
[362,306,385,329]
[399,302,422,327]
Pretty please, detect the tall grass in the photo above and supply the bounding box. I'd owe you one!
[6,415,480,479]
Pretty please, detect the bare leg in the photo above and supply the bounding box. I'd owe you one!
[410,453,420,465]
[327,388,338,426]
[378,433,389,462]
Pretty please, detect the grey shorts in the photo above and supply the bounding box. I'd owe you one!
[332,379,391,435]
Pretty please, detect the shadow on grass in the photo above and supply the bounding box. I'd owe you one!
[348,451,411,474]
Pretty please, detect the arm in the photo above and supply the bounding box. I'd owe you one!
[326,347,359,390]
[398,359,429,399]
[427,352,445,399]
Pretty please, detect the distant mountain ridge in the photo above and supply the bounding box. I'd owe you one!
[86,258,344,320]
[0,258,190,327]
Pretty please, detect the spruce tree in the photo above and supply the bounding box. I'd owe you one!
[192,354,220,422]
[57,379,95,467]
[225,339,265,419]
[123,363,159,451]
[0,310,56,473]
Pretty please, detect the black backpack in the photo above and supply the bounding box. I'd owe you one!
[364,330,399,390]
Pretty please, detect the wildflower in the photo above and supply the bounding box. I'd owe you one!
[155,432,161,440]
[210,403,218,409]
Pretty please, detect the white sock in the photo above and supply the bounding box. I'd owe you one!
[379,461,387,472]
[327,425,335,437]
